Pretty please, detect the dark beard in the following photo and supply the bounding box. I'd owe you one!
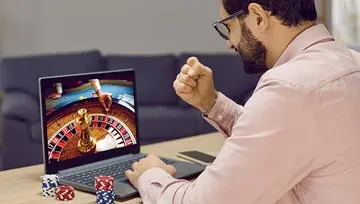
[237,22,268,74]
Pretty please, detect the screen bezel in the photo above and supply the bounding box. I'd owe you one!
[39,69,141,174]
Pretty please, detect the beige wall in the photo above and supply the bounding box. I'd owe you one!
[0,0,229,57]
[0,0,332,57]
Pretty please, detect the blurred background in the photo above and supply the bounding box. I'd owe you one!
[0,0,355,57]
[0,0,228,57]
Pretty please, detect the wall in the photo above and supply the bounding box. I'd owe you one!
[0,0,229,57]
[331,0,360,44]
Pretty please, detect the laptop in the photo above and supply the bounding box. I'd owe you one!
[39,69,205,199]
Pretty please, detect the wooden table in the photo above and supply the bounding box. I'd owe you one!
[0,132,224,204]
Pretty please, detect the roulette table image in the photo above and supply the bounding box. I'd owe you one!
[44,79,137,163]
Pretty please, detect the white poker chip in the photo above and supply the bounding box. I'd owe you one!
[42,187,56,197]
[41,174,59,193]
[41,174,59,181]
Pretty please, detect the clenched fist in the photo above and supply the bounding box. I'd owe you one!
[173,57,217,114]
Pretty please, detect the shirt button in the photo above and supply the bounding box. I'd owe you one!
[218,115,223,120]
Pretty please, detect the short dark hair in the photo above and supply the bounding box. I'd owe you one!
[222,0,317,27]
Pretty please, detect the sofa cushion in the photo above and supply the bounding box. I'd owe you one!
[177,53,262,107]
[0,50,103,99]
[105,55,178,106]
[137,106,198,144]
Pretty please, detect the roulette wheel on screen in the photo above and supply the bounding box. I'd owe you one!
[46,98,137,163]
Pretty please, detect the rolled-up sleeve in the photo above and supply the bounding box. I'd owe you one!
[138,80,317,204]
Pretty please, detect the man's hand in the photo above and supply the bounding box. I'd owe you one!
[173,57,217,114]
[47,93,62,100]
[125,154,176,189]
[97,90,112,112]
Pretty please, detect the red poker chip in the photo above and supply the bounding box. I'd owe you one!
[95,176,114,190]
[56,185,75,201]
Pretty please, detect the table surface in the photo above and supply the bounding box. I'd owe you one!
[0,132,224,204]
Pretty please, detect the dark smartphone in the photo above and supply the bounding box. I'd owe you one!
[177,150,216,165]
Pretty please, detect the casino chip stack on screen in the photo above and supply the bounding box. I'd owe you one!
[95,176,115,204]
[41,174,75,201]
[41,174,60,197]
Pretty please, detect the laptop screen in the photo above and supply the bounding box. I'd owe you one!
[39,70,140,173]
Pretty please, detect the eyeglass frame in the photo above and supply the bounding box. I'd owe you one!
[212,9,245,40]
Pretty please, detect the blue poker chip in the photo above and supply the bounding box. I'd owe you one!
[96,190,115,204]
[42,181,59,189]
[41,174,59,190]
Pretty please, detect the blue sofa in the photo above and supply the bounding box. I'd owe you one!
[0,50,261,170]
[349,44,360,52]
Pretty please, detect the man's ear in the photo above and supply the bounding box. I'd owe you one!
[248,3,269,30]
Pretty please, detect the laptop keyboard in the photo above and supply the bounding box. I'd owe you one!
[62,155,176,187]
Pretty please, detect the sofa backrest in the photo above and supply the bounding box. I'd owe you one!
[0,50,104,142]
[0,50,104,99]
[105,55,178,106]
[177,53,262,106]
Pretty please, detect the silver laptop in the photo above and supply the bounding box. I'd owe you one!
[39,69,205,199]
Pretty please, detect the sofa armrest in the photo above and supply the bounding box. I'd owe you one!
[1,91,41,142]
[0,92,3,152]
[1,92,40,123]
[0,154,2,170]
[0,118,43,170]
[0,92,43,170]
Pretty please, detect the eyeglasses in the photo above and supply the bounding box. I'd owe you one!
[212,10,245,40]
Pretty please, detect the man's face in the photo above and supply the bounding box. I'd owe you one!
[220,4,268,74]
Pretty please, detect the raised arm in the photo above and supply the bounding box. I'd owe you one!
[89,79,112,112]
[89,79,101,95]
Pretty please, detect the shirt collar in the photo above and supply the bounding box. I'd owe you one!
[274,24,334,67]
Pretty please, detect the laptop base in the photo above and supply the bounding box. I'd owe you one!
[58,153,205,199]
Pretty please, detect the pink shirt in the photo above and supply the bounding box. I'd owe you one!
[137,24,360,204]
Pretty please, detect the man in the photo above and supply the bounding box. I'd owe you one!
[125,0,360,203]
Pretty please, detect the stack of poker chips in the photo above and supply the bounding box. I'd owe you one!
[95,176,115,204]
[55,185,75,201]
[41,174,59,197]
